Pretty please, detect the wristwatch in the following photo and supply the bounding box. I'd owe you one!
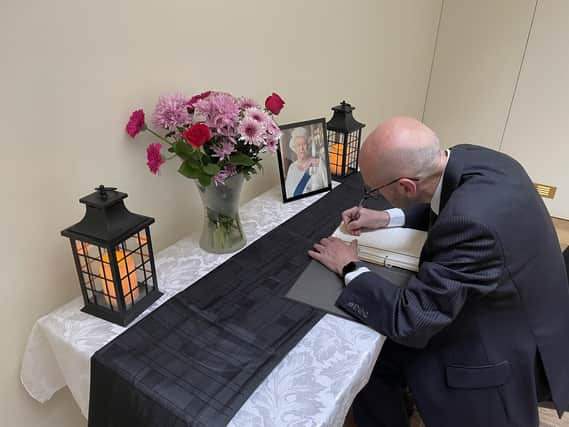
[341,261,366,279]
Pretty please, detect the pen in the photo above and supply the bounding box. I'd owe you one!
[347,198,365,225]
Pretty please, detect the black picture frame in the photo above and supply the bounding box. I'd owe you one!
[276,118,332,203]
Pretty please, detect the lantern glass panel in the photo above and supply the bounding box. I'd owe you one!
[73,233,156,311]
[327,130,362,177]
[81,272,95,304]
[346,130,360,171]
[327,130,343,176]
[75,241,115,310]
[114,229,155,307]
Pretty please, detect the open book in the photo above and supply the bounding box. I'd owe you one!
[333,224,427,272]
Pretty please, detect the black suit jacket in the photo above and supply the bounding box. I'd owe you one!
[337,145,569,423]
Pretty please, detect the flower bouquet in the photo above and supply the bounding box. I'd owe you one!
[126,91,285,253]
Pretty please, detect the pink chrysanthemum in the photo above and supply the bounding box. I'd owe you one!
[187,91,212,110]
[195,93,239,136]
[245,107,270,125]
[126,109,146,138]
[266,120,282,141]
[146,143,165,175]
[151,94,191,130]
[212,140,236,161]
[238,117,265,145]
[238,97,259,110]
[214,164,237,186]
[265,137,279,154]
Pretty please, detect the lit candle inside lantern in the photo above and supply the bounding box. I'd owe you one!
[100,250,139,307]
[329,143,343,175]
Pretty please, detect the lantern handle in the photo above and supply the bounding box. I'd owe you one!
[95,185,118,200]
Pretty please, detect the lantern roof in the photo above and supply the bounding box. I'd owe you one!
[326,100,366,132]
[61,185,154,247]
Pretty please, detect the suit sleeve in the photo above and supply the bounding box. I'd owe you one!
[336,216,504,348]
[403,203,430,231]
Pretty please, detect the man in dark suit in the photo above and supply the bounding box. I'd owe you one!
[309,117,569,426]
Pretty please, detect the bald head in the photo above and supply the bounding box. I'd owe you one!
[360,116,441,185]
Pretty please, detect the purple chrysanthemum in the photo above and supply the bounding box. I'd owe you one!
[194,93,239,136]
[238,97,259,110]
[151,94,191,130]
[187,91,212,110]
[265,137,279,154]
[266,120,282,140]
[245,107,270,125]
[269,121,282,136]
[212,140,236,161]
[238,117,265,145]
[214,164,237,186]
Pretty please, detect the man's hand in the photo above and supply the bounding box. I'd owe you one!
[308,237,359,275]
[341,207,390,236]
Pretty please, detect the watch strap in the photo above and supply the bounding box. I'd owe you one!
[341,261,365,279]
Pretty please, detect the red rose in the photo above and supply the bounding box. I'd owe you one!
[264,92,285,115]
[183,123,211,148]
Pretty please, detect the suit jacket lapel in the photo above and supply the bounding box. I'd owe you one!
[421,147,465,263]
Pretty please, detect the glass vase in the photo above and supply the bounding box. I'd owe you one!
[196,174,246,254]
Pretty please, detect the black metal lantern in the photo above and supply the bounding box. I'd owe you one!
[61,185,162,326]
[326,100,366,178]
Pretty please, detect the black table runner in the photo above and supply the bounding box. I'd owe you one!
[88,175,366,427]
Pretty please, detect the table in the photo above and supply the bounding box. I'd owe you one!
[21,184,383,426]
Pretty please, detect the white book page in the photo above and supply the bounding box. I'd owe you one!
[332,224,427,271]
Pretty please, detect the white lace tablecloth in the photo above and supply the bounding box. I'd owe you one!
[21,185,383,426]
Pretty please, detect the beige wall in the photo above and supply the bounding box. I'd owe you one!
[423,0,536,149]
[500,0,569,219]
[424,0,569,219]
[0,1,441,425]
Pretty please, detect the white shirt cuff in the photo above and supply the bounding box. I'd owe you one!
[344,267,370,286]
[386,208,405,227]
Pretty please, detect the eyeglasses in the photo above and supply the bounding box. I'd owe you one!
[358,177,420,207]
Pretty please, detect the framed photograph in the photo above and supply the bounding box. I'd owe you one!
[276,118,332,203]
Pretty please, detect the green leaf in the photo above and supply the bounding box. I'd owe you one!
[173,140,196,160]
[200,150,214,164]
[198,173,212,187]
[167,146,175,153]
[178,161,201,179]
[202,163,220,176]
[229,153,255,166]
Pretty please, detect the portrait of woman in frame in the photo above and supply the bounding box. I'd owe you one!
[276,118,332,203]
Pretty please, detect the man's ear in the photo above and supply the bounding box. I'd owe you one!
[399,178,418,196]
